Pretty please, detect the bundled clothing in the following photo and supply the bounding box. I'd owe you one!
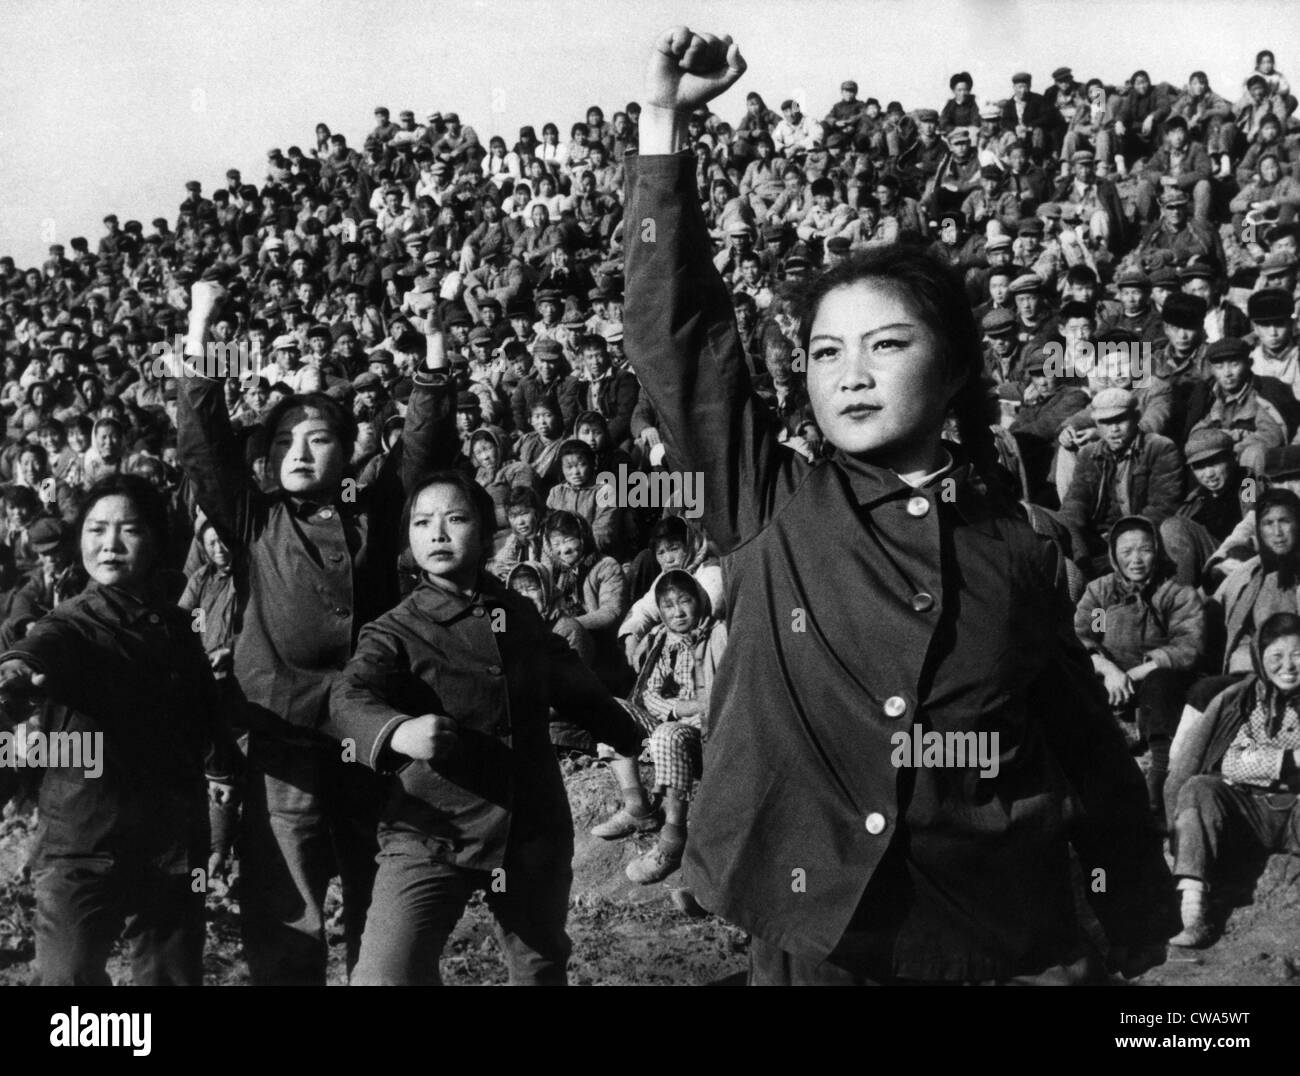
[625,572,728,801]
[470,427,541,535]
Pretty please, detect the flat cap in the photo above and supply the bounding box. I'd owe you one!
[1160,292,1207,329]
[1091,387,1138,420]
[1248,288,1293,322]
[1184,427,1235,465]
[982,307,1017,335]
[1007,272,1045,294]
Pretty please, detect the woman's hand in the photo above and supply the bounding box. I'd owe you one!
[644,27,746,113]
[1102,666,1135,707]
[673,699,704,718]
[390,714,460,762]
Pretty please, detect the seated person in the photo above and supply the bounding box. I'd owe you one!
[507,559,594,669]
[469,427,541,547]
[1059,388,1185,574]
[1164,611,1300,948]
[545,439,623,555]
[1188,337,1286,478]
[1074,516,1206,819]
[489,486,546,581]
[592,570,728,885]
[1162,429,1246,587]
[516,398,567,491]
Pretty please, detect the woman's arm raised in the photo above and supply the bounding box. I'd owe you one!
[626,28,806,554]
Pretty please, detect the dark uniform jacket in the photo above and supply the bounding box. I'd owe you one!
[330,574,644,871]
[625,152,1175,979]
[0,583,235,872]
[178,365,455,741]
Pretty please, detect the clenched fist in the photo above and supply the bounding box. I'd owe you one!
[390,714,460,762]
[643,26,747,114]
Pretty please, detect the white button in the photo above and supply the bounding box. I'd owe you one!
[906,496,929,518]
[319,507,335,520]
[865,813,887,835]
[883,696,907,718]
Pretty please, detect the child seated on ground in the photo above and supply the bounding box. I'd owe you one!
[1164,611,1300,948]
[592,570,728,884]
[489,486,546,581]
[516,399,567,490]
[546,439,621,554]
[507,559,595,668]
[1074,515,1206,819]
[619,515,724,668]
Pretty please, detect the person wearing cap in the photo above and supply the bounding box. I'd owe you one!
[961,164,1020,236]
[870,174,927,242]
[1009,347,1093,509]
[1007,272,1057,350]
[1170,71,1236,179]
[1185,336,1285,479]
[1247,287,1300,398]
[1167,427,1246,565]
[1112,71,1172,177]
[1137,116,1213,226]
[511,337,568,434]
[1043,67,1084,140]
[1101,267,1163,344]
[1235,72,1290,150]
[733,250,774,311]
[1051,148,1127,255]
[823,79,867,136]
[979,306,1024,392]
[1060,386,1185,572]
[998,141,1050,225]
[1234,112,1300,190]
[431,110,482,168]
[772,98,822,158]
[1178,260,1251,343]
[1141,291,1211,440]
[1256,248,1300,298]
[895,108,947,198]
[1133,186,1226,283]
[925,125,981,219]
[463,246,530,326]
[1000,71,1053,157]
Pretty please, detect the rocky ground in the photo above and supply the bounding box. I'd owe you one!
[0,757,1295,986]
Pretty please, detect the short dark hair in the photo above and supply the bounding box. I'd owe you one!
[1259,610,1300,656]
[558,439,596,467]
[402,468,497,562]
[76,474,171,574]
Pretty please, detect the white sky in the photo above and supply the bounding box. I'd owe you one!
[2,0,1297,266]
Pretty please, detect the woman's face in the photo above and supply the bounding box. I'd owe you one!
[472,437,500,472]
[1261,504,1299,556]
[269,408,346,494]
[17,451,43,486]
[509,507,537,538]
[658,586,700,635]
[549,534,583,567]
[655,538,689,572]
[1114,530,1156,583]
[203,526,231,570]
[408,483,483,584]
[805,280,957,464]
[81,493,156,591]
[1264,632,1300,691]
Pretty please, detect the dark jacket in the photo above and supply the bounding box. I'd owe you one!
[624,151,1175,978]
[177,364,455,740]
[0,582,235,871]
[557,369,639,445]
[1000,91,1055,135]
[1061,430,1185,535]
[330,573,643,871]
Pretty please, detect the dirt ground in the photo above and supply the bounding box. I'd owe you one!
[0,757,1295,986]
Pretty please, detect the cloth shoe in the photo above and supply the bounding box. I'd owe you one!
[591,805,662,840]
[1169,892,1212,948]
[626,840,683,885]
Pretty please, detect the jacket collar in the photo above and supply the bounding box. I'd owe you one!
[830,441,996,530]
[409,570,500,624]
[82,579,166,627]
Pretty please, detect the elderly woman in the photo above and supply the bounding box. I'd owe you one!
[625,26,1174,985]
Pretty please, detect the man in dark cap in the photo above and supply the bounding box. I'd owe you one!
[1179,259,1250,342]
[1141,291,1209,439]
[980,307,1024,391]
[1000,71,1053,158]
[824,79,867,137]
[1112,70,1172,176]
[1162,427,1245,585]
[939,72,978,134]
[1248,287,1300,398]
[773,98,821,158]
[1102,267,1163,342]
[1187,336,1285,477]
[1009,346,1092,505]
[1135,189,1225,272]
[896,107,947,197]
[1052,149,1127,254]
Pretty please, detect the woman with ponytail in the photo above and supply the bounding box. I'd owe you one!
[624,26,1176,985]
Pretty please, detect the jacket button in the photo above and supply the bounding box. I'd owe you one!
[334,607,350,617]
[910,592,934,612]
[906,496,930,518]
[487,664,502,675]
[472,606,486,617]
[883,695,907,718]
[329,552,345,563]
[864,813,887,836]
[148,613,161,624]
[319,507,335,520]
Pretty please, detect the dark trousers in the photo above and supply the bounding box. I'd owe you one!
[352,829,573,986]
[747,937,1106,985]
[1173,775,1300,883]
[240,733,384,985]
[32,857,204,986]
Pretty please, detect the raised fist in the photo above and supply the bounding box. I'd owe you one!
[390,713,460,762]
[644,26,747,114]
